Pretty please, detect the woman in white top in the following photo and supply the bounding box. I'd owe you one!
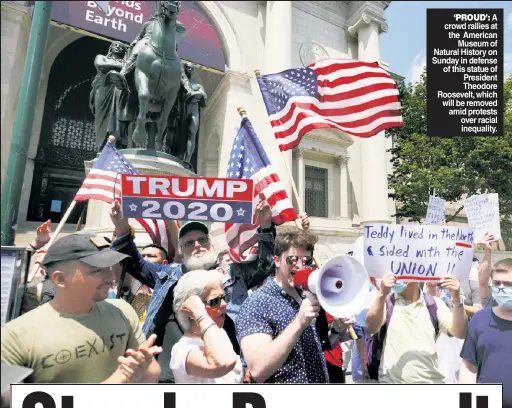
[170,270,243,383]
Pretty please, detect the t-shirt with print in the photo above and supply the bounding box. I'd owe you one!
[1,299,145,383]
[170,336,243,384]
[460,308,512,408]
[379,291,454,384]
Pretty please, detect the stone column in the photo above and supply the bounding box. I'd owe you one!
[293,148,305,211]
[336,156,350,219]
[264,0,293,197]
[348,13,391,224]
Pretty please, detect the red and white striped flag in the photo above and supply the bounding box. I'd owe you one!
[74,141,177,261]
[257,59,403,151]
[225,117,297,263]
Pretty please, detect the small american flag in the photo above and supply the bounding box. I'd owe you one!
[225,117,297,263]
[74,141,175,260]
[257,59,403,151]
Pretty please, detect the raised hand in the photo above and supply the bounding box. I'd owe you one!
[480,232,495,253]
[31,220,52,249]
[36,220,52,243]
[379,273,397,296]
[439,275,461,302]
[109,199,130,236]
[299,212,310,230]
[255,193,272,229]
[180,295,208,320]
[109,199,123,225]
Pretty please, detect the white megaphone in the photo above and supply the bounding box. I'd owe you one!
[293,255,369,318]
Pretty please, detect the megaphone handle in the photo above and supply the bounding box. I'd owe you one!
[348,326,357,341]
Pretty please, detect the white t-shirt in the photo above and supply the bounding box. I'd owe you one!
[170,336,243,384]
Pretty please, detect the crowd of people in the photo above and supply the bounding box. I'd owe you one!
[1,198,511,407]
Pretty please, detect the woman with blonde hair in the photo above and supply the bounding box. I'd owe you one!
[170,270,243,383]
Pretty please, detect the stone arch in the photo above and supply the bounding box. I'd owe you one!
[196,1,243,72]
[23,35,111,225]
[19,27,88,225]
[28,28,85,160]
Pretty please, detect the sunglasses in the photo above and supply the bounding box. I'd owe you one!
[205,295,226,309]
[182,237,209,249]
[286,255,313,267]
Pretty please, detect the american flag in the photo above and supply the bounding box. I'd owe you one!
[257,59,403,151]
[225,117,297,262]
[74,141,175,261]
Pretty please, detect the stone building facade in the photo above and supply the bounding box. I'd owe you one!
[2,1,406,262]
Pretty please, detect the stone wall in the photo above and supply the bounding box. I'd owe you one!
[1,2,31,186]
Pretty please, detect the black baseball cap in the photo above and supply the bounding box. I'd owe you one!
[178,221,209,240]
[42,233,130,268]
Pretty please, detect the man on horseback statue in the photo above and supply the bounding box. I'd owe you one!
[106,1,185,150]
[120,1,186,78]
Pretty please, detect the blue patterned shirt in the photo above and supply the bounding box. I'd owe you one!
[237,277,329,383]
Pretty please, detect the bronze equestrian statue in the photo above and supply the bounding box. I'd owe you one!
[108,1,184,151]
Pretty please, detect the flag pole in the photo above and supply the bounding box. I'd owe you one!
[252,71,307,216]
[27,201,76,282]
[238,104,357,340]
[29,135,116,282]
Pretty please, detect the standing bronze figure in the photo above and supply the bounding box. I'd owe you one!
[89,41,131,151]
[167,62,207,162]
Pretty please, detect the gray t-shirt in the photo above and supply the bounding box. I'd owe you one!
[481,294,498,308]
[460,279,481,306]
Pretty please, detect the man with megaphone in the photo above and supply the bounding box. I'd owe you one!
[236,228,353,383]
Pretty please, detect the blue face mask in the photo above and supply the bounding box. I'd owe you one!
[492,287,512,310]
[440,288,452,305]
[391,281,408,294]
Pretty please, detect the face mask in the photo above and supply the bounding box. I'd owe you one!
[391,281,408,294]
[492,287,512,310]
[440,288,452,305]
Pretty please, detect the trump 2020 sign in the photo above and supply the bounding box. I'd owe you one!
[121,174,254,224]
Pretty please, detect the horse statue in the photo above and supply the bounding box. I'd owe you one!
[108,1,184,150]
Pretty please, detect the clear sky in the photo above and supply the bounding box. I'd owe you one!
[380,1,512,84]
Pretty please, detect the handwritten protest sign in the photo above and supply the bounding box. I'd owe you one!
[363,224,474,282]
[426,195,445,225]
[121,175,254,224]
[464,193,501,243]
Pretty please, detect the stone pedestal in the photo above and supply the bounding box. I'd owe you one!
[83,149,195,246]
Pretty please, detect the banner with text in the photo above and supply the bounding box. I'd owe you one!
[121,174,254,224]
[464,193,501,243]
[11,384,503,408]
[426,195,446,225]
[50,1,226,72]
[363,224,474,282]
